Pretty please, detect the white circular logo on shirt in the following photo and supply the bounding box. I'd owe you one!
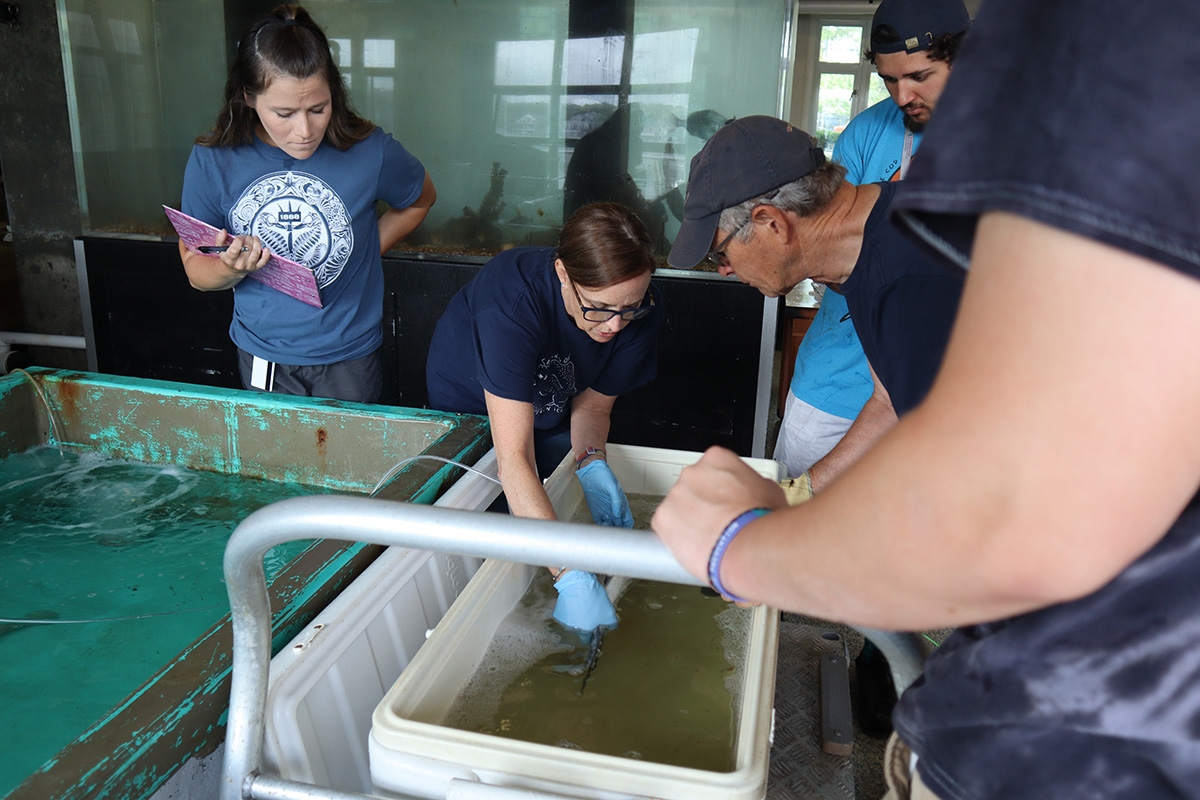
[230,171,353,289]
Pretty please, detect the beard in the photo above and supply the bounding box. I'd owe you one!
[902,112,927,133]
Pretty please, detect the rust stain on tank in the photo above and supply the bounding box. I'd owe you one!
[316,427,328,456]
[54,378,83,426]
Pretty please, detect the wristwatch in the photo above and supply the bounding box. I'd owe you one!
[575,446,606,469]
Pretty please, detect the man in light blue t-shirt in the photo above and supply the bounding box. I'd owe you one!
[774,0,970,492]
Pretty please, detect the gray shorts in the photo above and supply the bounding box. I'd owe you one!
[236,348,383,404]
[772,390,854,477]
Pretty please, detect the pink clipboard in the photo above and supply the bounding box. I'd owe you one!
[164,205,323,308]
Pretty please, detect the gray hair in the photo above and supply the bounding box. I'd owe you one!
[718,161,847,244]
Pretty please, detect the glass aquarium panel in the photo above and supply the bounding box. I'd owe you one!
[562,36,625,86]
[631,28,697,85]
[563,94,622,141]
[498,38,557,86]
[60,0,227,233]
[59,0,790,261]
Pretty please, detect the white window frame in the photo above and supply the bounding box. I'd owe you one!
[793,15,880,134]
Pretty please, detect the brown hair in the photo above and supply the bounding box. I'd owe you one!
[556,202,656,289]
[196,5,374,150]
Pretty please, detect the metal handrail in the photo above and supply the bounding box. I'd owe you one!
[221,495,926,800]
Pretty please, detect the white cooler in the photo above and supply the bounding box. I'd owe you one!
[261,450,503,794]
[368,444,783,800]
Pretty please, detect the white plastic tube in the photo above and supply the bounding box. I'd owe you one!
[0,331,86,350]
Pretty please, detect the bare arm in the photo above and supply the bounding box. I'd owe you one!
[569,388,617,467]
[654,212,1200,631]
[484,389,557,521]
[179,231,270,292]
[807,364,897,492]
[378,171,436,254]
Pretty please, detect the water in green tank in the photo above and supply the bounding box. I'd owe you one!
[0,445,323,795]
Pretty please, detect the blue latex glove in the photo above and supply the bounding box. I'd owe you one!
[576,460,634,528]
[553,569,619,631]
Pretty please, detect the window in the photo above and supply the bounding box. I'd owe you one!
[808,20,888,156]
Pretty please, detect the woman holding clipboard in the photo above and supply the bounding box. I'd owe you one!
[178,4,435,402]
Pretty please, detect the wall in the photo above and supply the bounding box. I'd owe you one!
[0,3,87,369]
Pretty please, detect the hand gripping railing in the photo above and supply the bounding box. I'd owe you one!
[221,495,927,800]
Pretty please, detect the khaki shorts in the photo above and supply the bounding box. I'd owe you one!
[882,734,943,800]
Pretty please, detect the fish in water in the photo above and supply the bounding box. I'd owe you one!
[577,625,605,696]
[571,574,636,694]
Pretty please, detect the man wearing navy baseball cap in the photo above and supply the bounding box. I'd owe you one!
[668,113,965,736]
[668,112,963,455]
[667,116,828,275]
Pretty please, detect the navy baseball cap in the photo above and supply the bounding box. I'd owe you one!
[870,0,970,55]
[668,116,825,270]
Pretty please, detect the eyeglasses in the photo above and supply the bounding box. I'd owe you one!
[703,188,781,268]
[570,282,655,322]
[703,218,751,269]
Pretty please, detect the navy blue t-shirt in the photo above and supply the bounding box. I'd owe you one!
[840,182,964,416]
[426,247,663,431]
[889,1,1200,798]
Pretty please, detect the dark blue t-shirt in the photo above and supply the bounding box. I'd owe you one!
[890,1,1200,798]
[425,247,662,432]
[840,182,964,416]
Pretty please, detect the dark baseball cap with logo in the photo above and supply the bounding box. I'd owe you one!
[668,116,825,270]
[870,0,970,55]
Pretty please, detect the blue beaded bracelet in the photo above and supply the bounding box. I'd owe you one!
[707,507,769,603]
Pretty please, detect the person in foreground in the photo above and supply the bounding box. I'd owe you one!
[654,1,1200,798]
[427,202,663,633]
[180,4,435,403]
